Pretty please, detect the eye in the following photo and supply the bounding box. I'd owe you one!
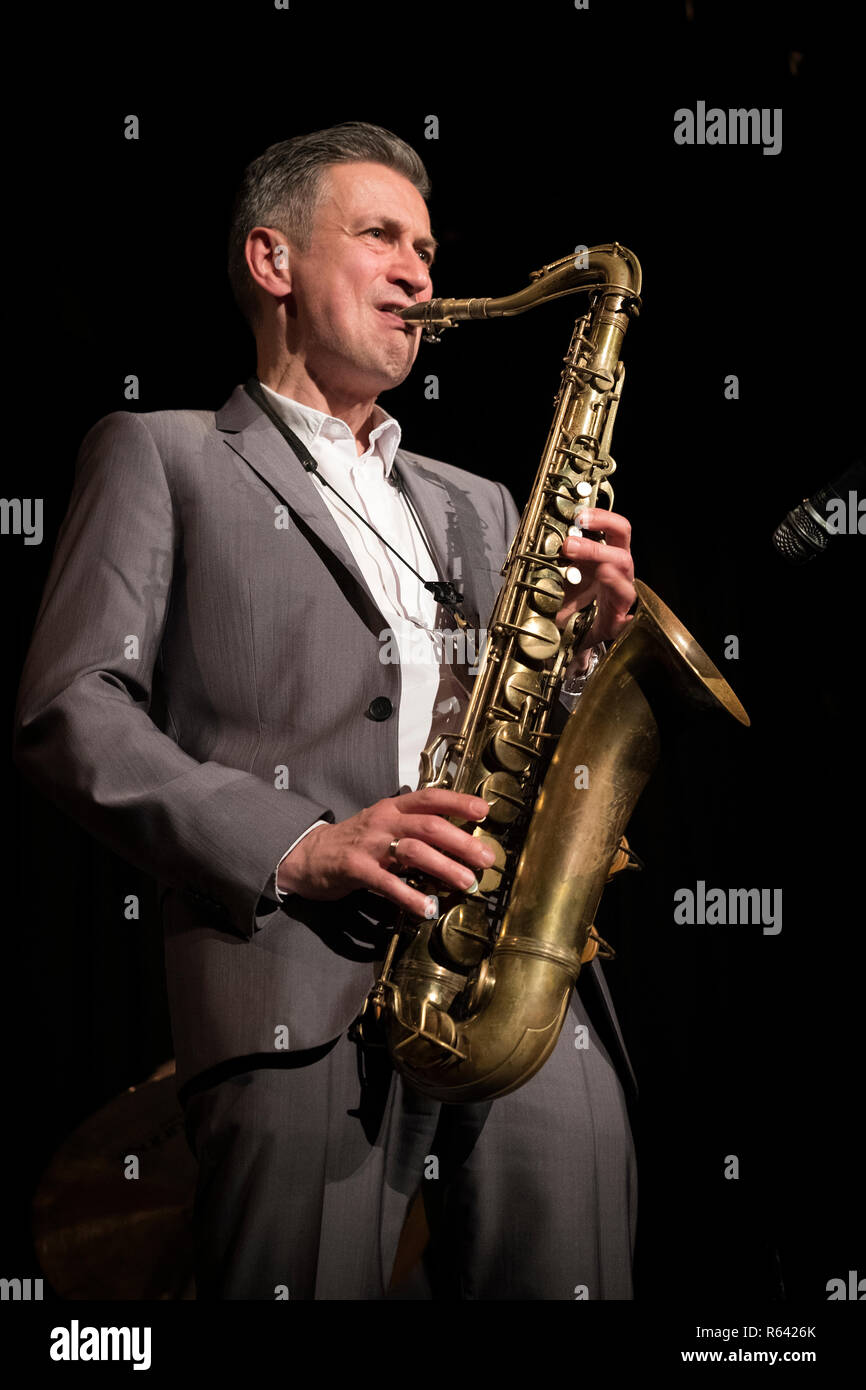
[363,228,432,264]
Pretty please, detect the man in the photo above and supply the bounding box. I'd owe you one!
[13,122,639,1300]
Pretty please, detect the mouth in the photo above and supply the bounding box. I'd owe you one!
[376,303,415,329]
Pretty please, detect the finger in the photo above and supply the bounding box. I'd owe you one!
[557,565,636,638]
[554,566,604,630]
[562,534,633,571]
[555,595,592,630]
[393,815,496,874]
[390,835,484,894]
[593,563,637,618]
[569,508,632,551]
[394,788,490,822]
[365,864,443,920]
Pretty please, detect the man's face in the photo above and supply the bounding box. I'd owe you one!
[281,161,436,397]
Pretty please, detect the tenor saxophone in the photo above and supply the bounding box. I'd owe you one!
[350,245,749,1102]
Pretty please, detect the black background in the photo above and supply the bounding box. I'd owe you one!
[3,0,863,1332]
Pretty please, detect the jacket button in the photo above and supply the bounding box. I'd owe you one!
[367,696,393,721]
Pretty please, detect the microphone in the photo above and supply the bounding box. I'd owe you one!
[424,579,466,608]
[772,459,866,564]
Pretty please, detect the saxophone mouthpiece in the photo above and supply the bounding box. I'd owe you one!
[398,300,456,343]
[398,300,449,323]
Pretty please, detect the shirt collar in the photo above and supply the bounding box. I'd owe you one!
[259,381,402,476]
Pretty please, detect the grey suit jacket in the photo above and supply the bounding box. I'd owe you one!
[13,384,637,1100]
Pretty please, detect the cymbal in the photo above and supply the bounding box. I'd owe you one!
[32,1059,196,1300]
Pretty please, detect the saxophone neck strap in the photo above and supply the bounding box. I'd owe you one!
[244,377,470,628]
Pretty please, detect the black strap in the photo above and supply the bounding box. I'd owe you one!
[244,377,469,627]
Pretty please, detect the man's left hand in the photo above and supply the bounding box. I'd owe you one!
[555,508,637,671]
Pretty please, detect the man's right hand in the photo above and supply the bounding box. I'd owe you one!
[276,788,496,920]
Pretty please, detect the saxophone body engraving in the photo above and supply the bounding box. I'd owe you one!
[350,246,749,1103]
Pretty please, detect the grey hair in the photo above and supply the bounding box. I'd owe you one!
[227,121,432,333]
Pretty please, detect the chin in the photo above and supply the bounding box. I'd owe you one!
[380,362,414,392]
[371,352,415,388]
[347,341,416,394]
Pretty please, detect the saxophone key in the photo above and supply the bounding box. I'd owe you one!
[475,770,524,824]
[502,665,542,711]
[515,611,562,662]
[487,719,535,775]
[436,902,490,968]
[469,828,506,894]
[543,477,578,522]
[539,521,567,557]
[519,565,564,616]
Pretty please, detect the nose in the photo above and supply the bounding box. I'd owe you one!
[388,239,433,301]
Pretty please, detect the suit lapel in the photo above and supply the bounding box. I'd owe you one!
[217,385,382,614]
[216,384,483,631]
[393,460,452,580]
[393,455,483,633]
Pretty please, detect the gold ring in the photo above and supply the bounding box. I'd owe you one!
[388,838,401,861]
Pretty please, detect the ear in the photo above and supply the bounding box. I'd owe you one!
[245,227,293,302]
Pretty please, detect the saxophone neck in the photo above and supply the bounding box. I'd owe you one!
[399,243,642,333]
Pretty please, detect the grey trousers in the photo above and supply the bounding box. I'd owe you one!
[182,967,637,1300]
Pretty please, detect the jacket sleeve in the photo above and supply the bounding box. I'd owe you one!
[11,411,334,939]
